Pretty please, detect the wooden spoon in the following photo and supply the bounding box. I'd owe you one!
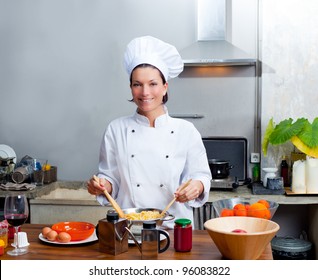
[161,179,192,216]
[93,175,125,218]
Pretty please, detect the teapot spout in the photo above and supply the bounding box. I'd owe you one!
[125,227,142,252]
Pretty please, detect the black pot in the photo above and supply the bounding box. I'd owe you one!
[208,159,234,179]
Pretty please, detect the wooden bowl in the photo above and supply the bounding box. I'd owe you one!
[204,216,280,260]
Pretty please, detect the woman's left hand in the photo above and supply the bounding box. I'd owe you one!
[174,180,204,203]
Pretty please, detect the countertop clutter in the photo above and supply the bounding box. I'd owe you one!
[1,180,318,205]
[0,224,273,260]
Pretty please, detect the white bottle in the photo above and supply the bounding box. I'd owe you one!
[292,160,306,193]
[306,156,318,194]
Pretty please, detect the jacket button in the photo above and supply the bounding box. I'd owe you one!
[132,129,135,133]
[131,154,135,158]
[171,131,174,134]
[137,184,140,187]
[160,184,164,187]
[165,155,169,158]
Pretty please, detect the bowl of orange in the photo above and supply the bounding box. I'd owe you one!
[213,197,279,220]
[204,216,280,259]
[52,221,95,241]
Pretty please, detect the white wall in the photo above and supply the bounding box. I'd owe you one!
[0,0,258,180]
[0,0,196,180]
[261,0,318,167]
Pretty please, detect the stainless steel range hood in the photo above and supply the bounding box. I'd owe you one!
[180,0,256,67]
[180,40,257,67]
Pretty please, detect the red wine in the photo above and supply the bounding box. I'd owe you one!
[5,214,28,227]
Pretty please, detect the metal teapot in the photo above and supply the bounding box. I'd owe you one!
[126,221,170,259]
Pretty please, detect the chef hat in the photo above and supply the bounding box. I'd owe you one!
[124,36,184,81]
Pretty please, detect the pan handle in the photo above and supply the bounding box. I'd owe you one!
[227,165,234,170]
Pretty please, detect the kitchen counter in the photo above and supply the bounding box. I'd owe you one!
[0,223,273,260]
[1,180,318,205]
[208,186,318,205]
[0,181,86,199]
[1,181,317,259]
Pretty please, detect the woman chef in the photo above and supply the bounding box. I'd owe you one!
[87,36,212,228]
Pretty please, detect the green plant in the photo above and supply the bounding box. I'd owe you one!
[262,117,318,158]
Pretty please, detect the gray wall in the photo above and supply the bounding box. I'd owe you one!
[0,0,258,180]
[261,0,318,169]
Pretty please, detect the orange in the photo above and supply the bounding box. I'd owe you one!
[220,208,234,217]
[233,203,247,216]
[247,202,271,219]
[258,199,270,209]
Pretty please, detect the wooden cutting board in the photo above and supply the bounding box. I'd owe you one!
[285,188,318,196]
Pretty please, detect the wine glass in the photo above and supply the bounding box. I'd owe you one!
[4,194,29,256]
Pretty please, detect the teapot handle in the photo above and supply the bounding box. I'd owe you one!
[125,227,142,253]
[158,229,170,253]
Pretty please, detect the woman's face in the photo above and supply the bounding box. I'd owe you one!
[130,66,168,118]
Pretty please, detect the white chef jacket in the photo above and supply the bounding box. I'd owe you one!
[96,107,212,228]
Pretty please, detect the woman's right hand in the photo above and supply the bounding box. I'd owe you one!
[87,176,112,196]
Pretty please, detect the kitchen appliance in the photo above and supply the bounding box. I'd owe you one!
[179,0,256,67]
[202,137,248,190]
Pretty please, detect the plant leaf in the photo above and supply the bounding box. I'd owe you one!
[297,117,318,148]
[269,118,307,145]
[262,118,275,156]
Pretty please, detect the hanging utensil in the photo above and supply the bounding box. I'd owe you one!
[161,179,192,216]
[93,175,125,218]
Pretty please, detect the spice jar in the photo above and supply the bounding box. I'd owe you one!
[0,221,8,248]
[174,218,192,252]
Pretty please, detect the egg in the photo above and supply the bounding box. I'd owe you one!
[46,230,58,241]
[57,232,72,243]
[42,227,52,238]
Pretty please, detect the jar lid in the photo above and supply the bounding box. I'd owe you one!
[107,212,119,221]
[271,237,312,253]
[175,218,191,227]
[143,221,156,229]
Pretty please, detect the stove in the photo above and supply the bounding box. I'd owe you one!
[203,137,249,190]
[210,177,239,190]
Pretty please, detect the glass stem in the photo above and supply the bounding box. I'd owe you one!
[15,226,20,250]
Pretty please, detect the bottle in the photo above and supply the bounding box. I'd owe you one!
[252,163,260,183]
[280,157,289,187]
[98,212,129,255]
[174,218,192,252]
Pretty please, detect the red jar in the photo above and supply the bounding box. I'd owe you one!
[174,218,192,252]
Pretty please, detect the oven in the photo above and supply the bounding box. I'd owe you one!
[202,137,249,190]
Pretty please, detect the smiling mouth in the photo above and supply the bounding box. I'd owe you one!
[140,98,153,103]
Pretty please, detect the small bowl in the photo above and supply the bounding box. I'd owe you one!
[204,216,280,260]
[213,197,279,220]
[52,221,95,241]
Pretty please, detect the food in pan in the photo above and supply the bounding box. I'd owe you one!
[124,210,164,220]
